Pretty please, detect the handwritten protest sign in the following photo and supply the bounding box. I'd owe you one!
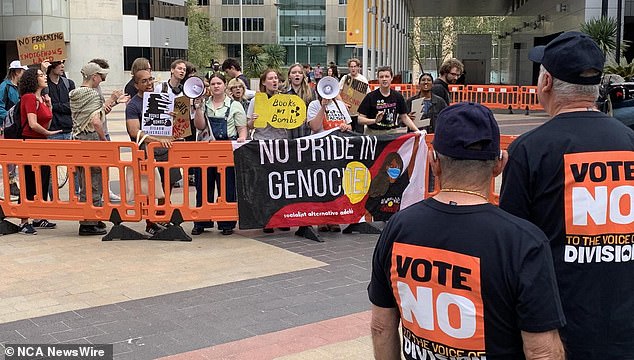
[171,96,193,139]
[340,76,368,115]
[253,93,306,129]
[142,92,175,137]
[17,32,66,65]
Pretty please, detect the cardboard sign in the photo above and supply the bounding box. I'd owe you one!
[253,93,307,129]
[410,97,431,129]
[340,76,368,115]
[172,96,193,139]
[16,32,66,65]
[142,92,175,137]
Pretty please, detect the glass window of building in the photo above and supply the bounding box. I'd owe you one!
[338,18,346,32]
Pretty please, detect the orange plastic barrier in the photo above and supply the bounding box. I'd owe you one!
[142,141,237,225]
[0,139,142,222]
[519,86,544,111]
[449,85,464,103]
[369,83,417,99]
[462,85,521,110]
[0,135,519,238]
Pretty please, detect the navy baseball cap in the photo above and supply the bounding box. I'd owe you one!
[528,31,604,85]
[433,102,500,161]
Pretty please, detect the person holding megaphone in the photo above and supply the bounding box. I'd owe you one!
[308,76,352,133]
[190,73,247,236]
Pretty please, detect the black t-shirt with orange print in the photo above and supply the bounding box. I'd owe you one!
[500,111,634,359]
[369,198,565,360]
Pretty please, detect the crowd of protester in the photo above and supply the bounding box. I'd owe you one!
[1,31,633,359]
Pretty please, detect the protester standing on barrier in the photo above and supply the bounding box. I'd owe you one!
[18,68,62,234]
[499,31,634,359]
[246,69,291,234]
[369,102,566,360]
[0,60,27,201]
[125,57,151,98]
[125,69,174,236]
[358,66,418,135]
[339,58,369,133]
[69,62,109,236]
[432,58,463,105]
[191,73,247,236]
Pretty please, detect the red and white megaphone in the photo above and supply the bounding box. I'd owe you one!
[183,76,205,98]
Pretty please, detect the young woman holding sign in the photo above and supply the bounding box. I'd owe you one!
[191,73,247,236]
[246,69,292,233]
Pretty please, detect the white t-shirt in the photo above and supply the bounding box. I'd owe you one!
[307,99,352,132]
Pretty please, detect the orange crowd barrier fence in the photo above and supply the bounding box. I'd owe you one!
[364,84,541,111]
[0,135,518,240]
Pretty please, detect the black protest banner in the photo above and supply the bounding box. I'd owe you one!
[233,130,428,229]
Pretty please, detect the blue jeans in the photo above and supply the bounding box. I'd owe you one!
[193,166,237,231]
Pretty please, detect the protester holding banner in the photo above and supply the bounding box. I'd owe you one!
[0,60,27,201]
[247,69,286,140]
[358,66,418,135]
[191,73,246,236]
[18,68,61,235]
[246,69,292,233]
[285,63,315,139]
[307,92,352,133]
[406,72,447,133]
[339,58,369,133]
[369,102,565,360]
[125,69,173,236]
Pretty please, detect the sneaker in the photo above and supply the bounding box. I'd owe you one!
[96,221,107,229]
[318,225,329,232]
[78,225,107,236]
[221,229,234,236]
[9,183,20,201]
[263,228,274,233]
[18,223,37,235]
[32,219,57,229]
[109,191,121,202]
[328,224,341,232]
[146,222,166,236]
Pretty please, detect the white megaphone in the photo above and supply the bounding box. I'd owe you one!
[317,76,340,100]
[183,76,205,98]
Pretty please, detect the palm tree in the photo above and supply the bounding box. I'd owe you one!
[581,17,617,58]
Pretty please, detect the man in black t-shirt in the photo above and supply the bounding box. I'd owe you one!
[431,58,463,105]
[500,32,634,360]
[369,102,565,360]
[358,66,418,135]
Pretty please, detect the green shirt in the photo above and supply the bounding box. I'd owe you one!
[204,95,247,139]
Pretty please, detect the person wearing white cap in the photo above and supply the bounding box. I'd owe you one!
[0,60,28,201]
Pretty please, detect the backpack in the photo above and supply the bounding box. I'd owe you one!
[4,100,38,139]
[3,100,23,139]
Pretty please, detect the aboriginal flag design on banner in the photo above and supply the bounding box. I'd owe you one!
[232,130,428,229]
